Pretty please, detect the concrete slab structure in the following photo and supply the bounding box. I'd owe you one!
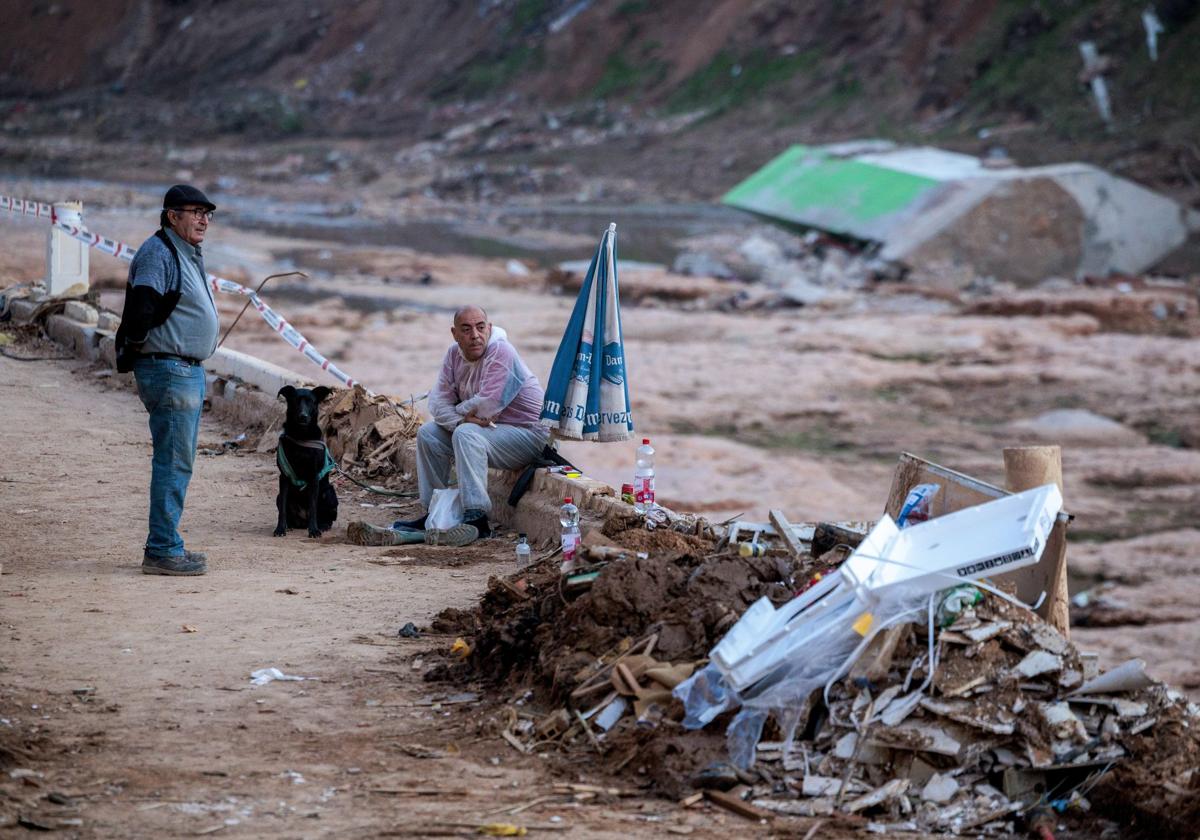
[723,142,1200,284]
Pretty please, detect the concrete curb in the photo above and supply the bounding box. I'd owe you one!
[7,295,626,546]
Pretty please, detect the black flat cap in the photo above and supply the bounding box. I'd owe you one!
[162,184,216,211]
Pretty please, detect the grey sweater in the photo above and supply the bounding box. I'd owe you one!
[128,228,219,360]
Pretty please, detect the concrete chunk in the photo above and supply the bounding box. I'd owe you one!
[921,772,959,803]
[845,779,910,813]
[868,722,962,757]
[63,301,98,325]
[1013,650,1062,678]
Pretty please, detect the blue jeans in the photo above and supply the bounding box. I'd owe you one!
[134,358,205,557]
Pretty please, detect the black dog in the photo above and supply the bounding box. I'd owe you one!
[274,385,338,538]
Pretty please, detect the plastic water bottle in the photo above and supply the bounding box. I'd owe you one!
[634,438,656,514]
[515,533,531,568]
[559,497,580,573]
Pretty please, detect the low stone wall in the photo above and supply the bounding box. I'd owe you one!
[8,295,619,546]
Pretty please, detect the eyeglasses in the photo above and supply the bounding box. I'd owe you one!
[171,207,215,221]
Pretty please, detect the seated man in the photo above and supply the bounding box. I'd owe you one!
[351,305,548,547]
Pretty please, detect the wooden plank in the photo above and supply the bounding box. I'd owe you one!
[704,789,773,821]
[768,510,804,558]
[1004,446,1070,636]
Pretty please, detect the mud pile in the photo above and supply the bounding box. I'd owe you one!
[437,519,835,699]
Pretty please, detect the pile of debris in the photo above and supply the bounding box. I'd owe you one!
[432,464,1200,836]
[670,226,904,310]
[316,385,422,473]
[720,591,1200,835]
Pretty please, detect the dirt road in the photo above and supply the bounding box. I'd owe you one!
[0,354,749,838]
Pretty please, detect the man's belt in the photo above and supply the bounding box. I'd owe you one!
[141,352,203,366]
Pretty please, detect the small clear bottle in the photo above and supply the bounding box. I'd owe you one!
[515,533,531,568]
[559,497,580,573]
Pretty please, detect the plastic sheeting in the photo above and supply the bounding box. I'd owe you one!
[675,484,1063,768]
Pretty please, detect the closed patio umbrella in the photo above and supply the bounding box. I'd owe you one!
[540,223,633,442]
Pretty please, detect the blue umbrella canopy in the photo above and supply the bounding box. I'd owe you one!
[541,223,633,442]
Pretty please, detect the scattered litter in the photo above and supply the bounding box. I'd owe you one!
[593,697,628,732]
[250,667,312,686]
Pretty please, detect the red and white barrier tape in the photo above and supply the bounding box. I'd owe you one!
[0,195,54,219]
[2,194,363,391]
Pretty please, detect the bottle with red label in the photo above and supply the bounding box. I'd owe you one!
[633,438,655,514]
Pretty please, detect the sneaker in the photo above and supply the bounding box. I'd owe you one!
[346,521,425,547]
[391,513,427,532]
[424,522,479,547]
[142,550,207,576]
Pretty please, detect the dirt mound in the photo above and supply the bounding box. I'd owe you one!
[437,524,817,700]
[1092,699,1200,836]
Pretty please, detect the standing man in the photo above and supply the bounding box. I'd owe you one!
[115,185,220,575]
[348,305,548,547]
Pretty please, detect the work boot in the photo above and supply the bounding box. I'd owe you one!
[425,510,490,547]
[390,513,427,532]
[464,511,492,539]
[142,550,207,576]
[424,522,479,547]
[346,521,425,547]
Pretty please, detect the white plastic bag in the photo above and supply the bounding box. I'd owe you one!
[427,488,464,531]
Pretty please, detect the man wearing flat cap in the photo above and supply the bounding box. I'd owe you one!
[115,184,220,575]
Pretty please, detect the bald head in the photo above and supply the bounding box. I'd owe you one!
[453,305,488,326]
[451,305,491,362]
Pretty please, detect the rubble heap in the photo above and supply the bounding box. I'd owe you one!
[437,501,1200,836]
[728,589,1200,835]
[316,385,422,472]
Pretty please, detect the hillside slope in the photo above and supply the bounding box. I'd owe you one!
[1,0,1197,208]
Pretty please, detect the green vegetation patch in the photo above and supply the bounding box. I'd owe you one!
[667,48,817,115]
[592,48,668,99]
[433,43,545,100]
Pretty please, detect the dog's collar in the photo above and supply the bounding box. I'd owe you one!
[280,433,328,451]
[277,434,336,489]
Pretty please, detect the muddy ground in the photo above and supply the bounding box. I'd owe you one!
[2,154,1200,836]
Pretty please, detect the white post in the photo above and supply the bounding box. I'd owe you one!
[46,201,89,297]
